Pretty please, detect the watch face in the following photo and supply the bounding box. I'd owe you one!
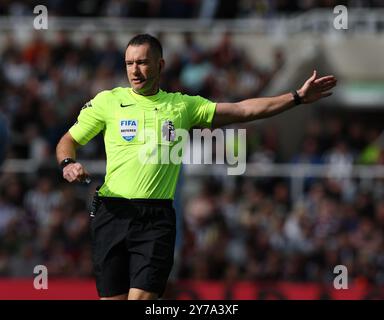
[61,158,75,169]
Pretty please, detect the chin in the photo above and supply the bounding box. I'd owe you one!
[131,83,146,91]
[133,87,147,94]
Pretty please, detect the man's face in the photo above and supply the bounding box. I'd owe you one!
[125,43,164,96]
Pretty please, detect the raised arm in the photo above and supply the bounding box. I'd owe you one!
[212,70,337,128]
[56,132,90,183]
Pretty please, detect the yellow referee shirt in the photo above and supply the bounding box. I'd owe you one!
[69,87,216,199]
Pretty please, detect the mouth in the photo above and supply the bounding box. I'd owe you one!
[131,78,145,84]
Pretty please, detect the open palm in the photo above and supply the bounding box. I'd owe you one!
[298,70,337,104]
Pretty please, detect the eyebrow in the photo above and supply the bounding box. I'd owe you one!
[125,59,149,63]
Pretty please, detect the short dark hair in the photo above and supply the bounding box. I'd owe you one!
[127,34,163,58]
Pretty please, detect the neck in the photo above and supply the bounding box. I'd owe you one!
[133,85,160,96]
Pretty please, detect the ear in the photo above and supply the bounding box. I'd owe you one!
[159,58,165,73]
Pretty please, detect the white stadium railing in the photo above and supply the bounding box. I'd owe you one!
[2,159,382,202]
[2,159,384,178]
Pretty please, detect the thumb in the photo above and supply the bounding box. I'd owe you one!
[309,70,317,82]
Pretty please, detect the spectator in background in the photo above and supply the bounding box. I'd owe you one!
[323,140,356,203]
[180,49,212,95]
[24,175,62,227]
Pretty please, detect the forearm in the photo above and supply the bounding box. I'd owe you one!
[56,132,79,164]
[56,132,90,182]
[238,92,296,121]
[213,71,336,128]
[213,92,298,127]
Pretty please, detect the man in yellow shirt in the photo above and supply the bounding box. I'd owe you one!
[56,34,337,300]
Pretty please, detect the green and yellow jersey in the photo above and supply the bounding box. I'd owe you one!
[69,87,216,199]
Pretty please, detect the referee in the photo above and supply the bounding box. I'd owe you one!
[56,34,336,300]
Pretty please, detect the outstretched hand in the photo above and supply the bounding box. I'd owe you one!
[297,70,337,104]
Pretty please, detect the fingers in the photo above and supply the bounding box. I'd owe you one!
[62,163,89,183]
[304,70,318,87]
[320,81,337,91]
[313,77,337,93]
[72,163,84,180]
[321,79,337,85]
[321,91,333,98]
[63,169,77,182]
[321,85,336,92]
[309,70,317,82]
[314,75,336,84]
[306,70,317,85]
[321,80,337,90]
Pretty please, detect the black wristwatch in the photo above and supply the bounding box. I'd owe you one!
[60,158,76,170]
[291,90,302,105]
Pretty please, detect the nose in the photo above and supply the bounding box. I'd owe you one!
[132,63,140,75]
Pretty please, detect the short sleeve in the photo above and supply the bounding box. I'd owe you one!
[183,94,216,129]
[68,91,108,145]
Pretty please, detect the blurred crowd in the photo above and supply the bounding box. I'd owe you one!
[179,116,384,285]
[0,30,384,288]
[0,0,383,19]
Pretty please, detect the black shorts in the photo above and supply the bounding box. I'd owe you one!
[90,197,176,298]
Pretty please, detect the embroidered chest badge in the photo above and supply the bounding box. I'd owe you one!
[120,119,138,142]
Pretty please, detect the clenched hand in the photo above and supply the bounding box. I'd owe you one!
[63,162,90,183]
